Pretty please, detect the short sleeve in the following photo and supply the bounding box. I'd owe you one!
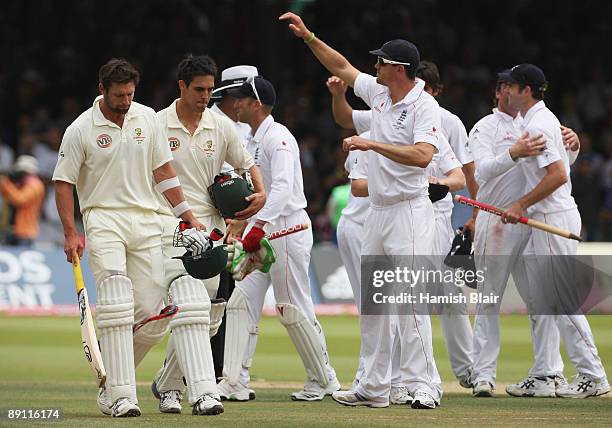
[152,115,173,169]
[222,118,254,171]
[413,99,441,151]
[352,110,372,135]
[348,150,368,180]
[353,73,384,108]
[52,124,85,184]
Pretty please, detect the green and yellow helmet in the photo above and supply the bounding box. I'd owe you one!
[207,171,254,219]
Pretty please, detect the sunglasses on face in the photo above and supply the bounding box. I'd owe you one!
[246,76,261,103]
[377,56,411,67]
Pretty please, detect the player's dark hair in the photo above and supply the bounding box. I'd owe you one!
[416,61,443,95]
[98,58,140,90]
[177,54,217,86]
[520,84,545,101]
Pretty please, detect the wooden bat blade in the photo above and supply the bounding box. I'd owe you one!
[74,260,106,387]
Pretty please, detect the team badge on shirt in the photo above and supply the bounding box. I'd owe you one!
[168,137,180,151]
[96,134,112,148]
[133,127,145,144]
[202,139,215,158]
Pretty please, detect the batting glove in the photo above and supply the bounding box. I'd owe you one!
[182,228,212,257]
[242,225,266,252]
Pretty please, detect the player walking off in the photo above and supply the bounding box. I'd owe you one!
[53,58,204,417]
[151,55,265,415]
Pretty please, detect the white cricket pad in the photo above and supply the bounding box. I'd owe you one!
[276,303,329,386]
[209,299,227,337]
[96,274,136,403]
[222,288,256,382]
[133,313,172,367]
[169,275,216,405]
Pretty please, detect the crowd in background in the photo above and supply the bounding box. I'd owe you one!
[1,0,611,245]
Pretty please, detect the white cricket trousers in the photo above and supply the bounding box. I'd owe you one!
[236,209,336,385]
[336,215,367,383]
[473,211,530,385]
[356,196,440,402]
[84,207,166,323]
[432,210,473,380]
[526,208,606,380]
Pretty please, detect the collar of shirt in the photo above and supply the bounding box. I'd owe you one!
[390,79,426,108]
[167,99,216,134]
[492,108,515,123]
[92,95,141,127]
[520,100,546,128]
[250,115,274,144]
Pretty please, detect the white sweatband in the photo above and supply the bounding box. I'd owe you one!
[171,201,190,217]
[155,176,181,193]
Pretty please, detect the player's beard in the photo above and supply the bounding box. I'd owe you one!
[108,102,130,115]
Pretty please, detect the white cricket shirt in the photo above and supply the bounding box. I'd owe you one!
[441,107,473,165]
[342,131,371,226]
[53,96,172,213]
[353,73,440,206]
[470,108,525,208]
[245,115,307,224]
[519,101,577,214]
[211,103,252,173]
[425,135,462,215]
[156,100,254,218]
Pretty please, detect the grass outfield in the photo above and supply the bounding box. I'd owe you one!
[0,315,610,427]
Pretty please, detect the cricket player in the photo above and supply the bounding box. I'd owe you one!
[469,69,589,397]
[280,12,442,409]
[217,75,340,402]
[415,61,474,389]
[150,55,265,415]
[53,58,205,417]
[415,61,480,237]
[209,64,259,384]
[325,75,372,393]
[501,64,609,398]
[326,75,466,403]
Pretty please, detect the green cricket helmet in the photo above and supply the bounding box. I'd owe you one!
[208,171,254,219]
[174,245,229,279]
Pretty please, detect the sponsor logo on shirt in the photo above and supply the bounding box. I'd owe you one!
[58,150,65,159]
[168,137,180,151]
[96,134,112,148]
[254,147,260,165]
[425,126,437,137]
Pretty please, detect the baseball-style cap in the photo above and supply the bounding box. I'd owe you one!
[211,65,259,100]
[496,69,513,83]
[369,39,420,70]
[505,64,548,92]
[228,76,276,106]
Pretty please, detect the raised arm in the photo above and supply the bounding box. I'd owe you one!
[326,76,354,129]
[279,12,360,87]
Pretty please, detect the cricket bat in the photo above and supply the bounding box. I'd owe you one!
[74,256,106,387]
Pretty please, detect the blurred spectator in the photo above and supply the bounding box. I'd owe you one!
[571,133,603,240]
[0,155,45,246]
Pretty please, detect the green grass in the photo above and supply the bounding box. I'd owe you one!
[0,315,611,427]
